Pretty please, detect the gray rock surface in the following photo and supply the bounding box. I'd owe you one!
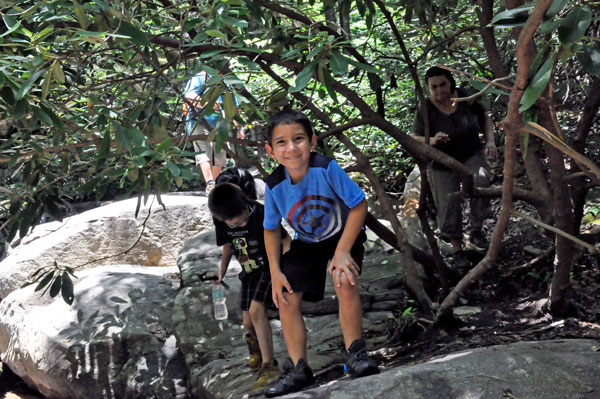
[173,231,405,399]
[0,265,188,399]
[280,339,600,399]
[0,195,213,298]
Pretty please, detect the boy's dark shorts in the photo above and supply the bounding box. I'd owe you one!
[280,230,367,302]
[239,269,274,311]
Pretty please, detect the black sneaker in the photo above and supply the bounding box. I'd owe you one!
[469,230,489,251]
[342,339,380,378]
[264,358,316,397]
[452,250,471,271]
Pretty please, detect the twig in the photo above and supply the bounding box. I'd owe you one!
[436,64,514,92]
[74,196,155,270]
[452,75,514,103]
[502,247,554,276]
[512,210,598,254]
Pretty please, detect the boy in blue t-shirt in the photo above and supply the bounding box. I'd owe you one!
[262,109,379,397]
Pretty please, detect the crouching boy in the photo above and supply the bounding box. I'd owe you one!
[262,109,379,397]
[208,182,290,390]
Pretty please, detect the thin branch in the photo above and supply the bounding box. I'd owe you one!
[74,196,155,270]
[513,210,598,254]
[452,75,514,103]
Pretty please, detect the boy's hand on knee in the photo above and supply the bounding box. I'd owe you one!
[329,251,360,288]
[272,271,293,308]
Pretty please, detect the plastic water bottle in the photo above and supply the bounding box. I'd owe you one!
[212,284,228,320]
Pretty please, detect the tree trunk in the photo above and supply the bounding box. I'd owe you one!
[570,77,600,230]
[477,0,508,79]
[539,87,577,316]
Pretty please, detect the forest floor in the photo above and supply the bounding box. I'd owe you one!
[1,202,600,397]
[368,222,600,378]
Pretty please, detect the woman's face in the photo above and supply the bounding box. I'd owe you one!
[427,75,453,103]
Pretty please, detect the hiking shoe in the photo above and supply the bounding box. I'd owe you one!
[251,360,281,390]
[264,358,316,397]
[342,339,380,378]
[245,333,262,370]
[469,230,489,250]
[452,250,471,271]
[204,180,215,196]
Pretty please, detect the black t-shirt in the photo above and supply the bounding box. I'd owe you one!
[213,201,285,278]
[413,89,485,170]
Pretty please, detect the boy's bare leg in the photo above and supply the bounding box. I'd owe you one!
[242,310,257,338]
[249,300,274,363]
[278,292,306,365]
[334,273,363,350]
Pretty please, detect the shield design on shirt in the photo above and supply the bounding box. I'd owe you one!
[287,195,342,241]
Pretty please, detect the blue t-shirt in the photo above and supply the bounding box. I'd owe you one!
[184,72,219,133]
[264,153,365,243]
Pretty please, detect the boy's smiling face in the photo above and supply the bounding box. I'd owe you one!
[266,123,317,183]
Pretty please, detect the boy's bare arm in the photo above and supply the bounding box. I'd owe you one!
[217,244,233,284]
[329,198,368,288]
[265,226,292,307]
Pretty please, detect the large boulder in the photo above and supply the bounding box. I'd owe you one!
[0,195,213,298]
[281,339,600,399]
[0,265,188,399]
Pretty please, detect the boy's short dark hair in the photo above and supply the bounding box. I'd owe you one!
[215,167,257,200]
[266,109,315,145]
[425,66,456,92]
[208,182,249,220]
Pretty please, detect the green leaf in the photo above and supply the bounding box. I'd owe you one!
[577,45,600,77]
[322,69,339,104]
[206,29,227,39]
[490,4,534,27]
[117,20,150,46]
[52,62,65,84]
[16,68,45,100]
[519,55,554,112]
[155,137,173,153]
[1,15,22,37]
[98,130,111,159]
[223,91,235,121]
[330,51,349,75]
[61,273,75,305]
[41,69,52,99]
[31,105,54,126]
[166,161,180,176]
[49,274,62,298]
[35,271,55,292]
[72,0,89,29]
[290,62,316,93]
[545,0,568,19]
[558,6,592,47]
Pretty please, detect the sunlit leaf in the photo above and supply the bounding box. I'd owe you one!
[206,29,227,39]
[223,91,235,121]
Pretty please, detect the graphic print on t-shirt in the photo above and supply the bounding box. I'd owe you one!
[287,195,342,241]
[233,237,258,274]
